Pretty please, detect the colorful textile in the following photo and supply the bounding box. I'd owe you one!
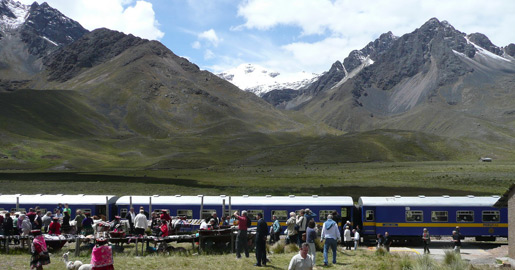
[91,245,114,269]
[30,235,50,269]
[160,223,169,237]
[48,221,61,235]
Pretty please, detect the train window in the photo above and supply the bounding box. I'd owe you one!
[482,211,500,222]
[406,210,423,222]
[341,208,348,219]
[271,210,288,221]
[456,211,474,222]
[80,209,91,215]
[431,211,448,222]
[201,209,216,220]
[120,208,128,218]
[365,210,374,221]
[225,209,239,217]
[177,209,193,219]
[319,210,336,221]
[39,209,47,214]
[247,210,264,221]
[11,208,26,213]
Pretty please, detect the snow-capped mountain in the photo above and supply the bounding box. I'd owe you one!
[0,0,29,31]
[0,0,87,82]
[217,63,319,96]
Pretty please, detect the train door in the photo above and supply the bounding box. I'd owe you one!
[361,206,376,244]
[341,206,352,224]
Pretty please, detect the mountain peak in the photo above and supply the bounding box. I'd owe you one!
[0,0,29,31]
[217,63,319,96]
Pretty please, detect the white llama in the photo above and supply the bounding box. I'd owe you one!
[62,252,92,270]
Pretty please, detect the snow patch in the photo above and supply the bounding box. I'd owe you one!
[218,63,320,96]
[42,36,58,46]
[465,37,511,63]
[331,56,374,90]
[0,0,29,31]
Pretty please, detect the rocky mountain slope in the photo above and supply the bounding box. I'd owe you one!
[263,32,398,109]
[297,18,515,145]
[0,0,87,83]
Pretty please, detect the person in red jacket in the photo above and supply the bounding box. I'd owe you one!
[48,217,61,235]
[160,219,169,237]
[30,229,50,270]
[160,210,171,223]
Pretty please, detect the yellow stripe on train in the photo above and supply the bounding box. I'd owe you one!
[362,222,507,228]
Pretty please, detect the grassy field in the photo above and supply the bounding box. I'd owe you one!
[0,161,513,198]
[0,243,497,270]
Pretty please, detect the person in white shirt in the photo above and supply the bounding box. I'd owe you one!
[353,229,360,250]
[321,214,341,266]
[344,226,352,250]
[288,242,313,270]
[133,210,148,235]
[199,219,209,230]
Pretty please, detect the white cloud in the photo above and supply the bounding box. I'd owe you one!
[234,0,515,74]
[198,29,222,47]
[192,41,201,49]
[204,49,215,60]
[19,0,164,40]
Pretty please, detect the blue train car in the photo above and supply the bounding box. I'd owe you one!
[358,195,507,244]
[0,194,118,220]
[115,195,355,227]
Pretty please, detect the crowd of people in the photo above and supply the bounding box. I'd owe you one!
[2,204,464,270]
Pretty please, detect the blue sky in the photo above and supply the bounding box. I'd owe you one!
[20,0,515,75]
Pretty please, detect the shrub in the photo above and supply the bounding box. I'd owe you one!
[399,254,413,270]
[284,243,299,253]
[270,241,285,254]
[443,250,460,265]
[375,247,388,256]
[314,238,324,252]
[413,254,436,270]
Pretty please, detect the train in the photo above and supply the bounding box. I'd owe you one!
[0,194,506,243]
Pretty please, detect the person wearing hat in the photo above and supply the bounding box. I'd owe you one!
[160,210,171,223]
[82,212,94,236]
[110,216,122,231]
[91,238,114,270]
[48,217,61,235]
[30,229,50,270]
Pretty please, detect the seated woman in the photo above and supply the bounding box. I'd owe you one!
[30,229,50,270]
[48,217,61,235]
[91,238,114,270]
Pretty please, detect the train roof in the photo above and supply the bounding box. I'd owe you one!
[116,195,354,206]
[358,195,501,207]
[0,194,118,205]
